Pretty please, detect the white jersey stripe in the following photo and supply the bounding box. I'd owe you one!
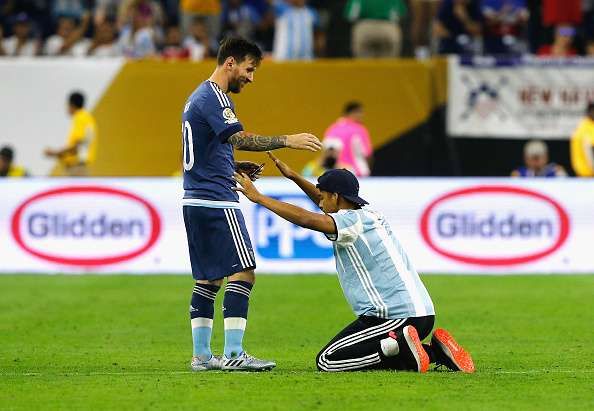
[346,246,385,318]
[210,81,231,107]
[217,88,230,107]
[345,246,384,316]
[209,82,225,107]
[215,87,228,106]
[344,247,384,318]
[224,209,248,267]
[349,246,389,318]
[371,216,427,316]
[221,90,230,106]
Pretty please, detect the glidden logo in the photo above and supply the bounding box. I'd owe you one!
[11,186,161,266]
[420,186,570,266]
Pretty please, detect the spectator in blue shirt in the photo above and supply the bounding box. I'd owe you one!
[272,0,322,60]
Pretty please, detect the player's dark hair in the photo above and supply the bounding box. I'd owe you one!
[587,101,594,114]
[69,91,85,109]
[0,146,14,162]
[217,36,262,66]
[343,101,362,115]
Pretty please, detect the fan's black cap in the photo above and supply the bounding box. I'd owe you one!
[316,169,369,206]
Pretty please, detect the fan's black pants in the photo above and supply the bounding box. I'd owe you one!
[316,315,435,372]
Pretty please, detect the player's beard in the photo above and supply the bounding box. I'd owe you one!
[228,77,242,94]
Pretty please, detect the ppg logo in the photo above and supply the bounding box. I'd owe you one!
[254,194,333,259]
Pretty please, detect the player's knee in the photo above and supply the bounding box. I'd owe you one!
[228,269,255,284]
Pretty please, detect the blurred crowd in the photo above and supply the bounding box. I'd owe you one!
[2,94,593,178]
[1,0,593,60]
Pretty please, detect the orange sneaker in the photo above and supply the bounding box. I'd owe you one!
[390,325,429,373]
[431,328,475,373]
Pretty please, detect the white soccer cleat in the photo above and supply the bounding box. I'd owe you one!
[220,352,276,371]
[190,355,221,371]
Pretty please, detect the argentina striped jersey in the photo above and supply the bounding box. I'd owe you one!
[327,208,435,319]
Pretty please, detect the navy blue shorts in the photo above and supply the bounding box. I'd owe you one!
[183,206,256,281]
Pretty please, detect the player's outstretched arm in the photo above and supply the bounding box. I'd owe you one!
[233,172,336,235]
[267,151,322,207]
[228,131,322,152]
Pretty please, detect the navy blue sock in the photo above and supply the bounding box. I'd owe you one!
[190,283,220,359]
[223,281,253,358]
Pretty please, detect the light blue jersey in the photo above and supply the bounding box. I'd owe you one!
[327,208,435,319]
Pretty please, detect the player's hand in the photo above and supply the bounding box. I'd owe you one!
[267,151,296,179]
[286,133,322,152]
[44,148,56,157]
[232,172,261,203]
[235,161,264,181]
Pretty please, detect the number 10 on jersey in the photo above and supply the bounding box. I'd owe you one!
[182,121,194,171]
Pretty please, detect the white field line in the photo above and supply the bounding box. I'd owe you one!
[1,370,593,377]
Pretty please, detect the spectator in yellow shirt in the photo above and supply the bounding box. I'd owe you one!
[570,102,594,177]
[44,92,97,177]
[0,146,28,177]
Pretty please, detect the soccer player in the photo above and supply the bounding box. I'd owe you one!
[182,37,322,372]
[44,91,97,177]
[233,152,475,373]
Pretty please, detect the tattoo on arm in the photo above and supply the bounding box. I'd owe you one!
[228,131,288,151]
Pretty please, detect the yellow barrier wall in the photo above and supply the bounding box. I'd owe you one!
[91,58,447,176]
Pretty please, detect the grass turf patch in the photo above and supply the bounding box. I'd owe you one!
[1,274,593,410]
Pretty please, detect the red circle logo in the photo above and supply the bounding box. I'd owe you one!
[419,185,570,266]
[11,186,161,267]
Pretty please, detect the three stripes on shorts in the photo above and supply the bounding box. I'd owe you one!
[223,208,254,269]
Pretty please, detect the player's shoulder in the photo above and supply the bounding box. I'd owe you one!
[203,80,233,108]
[332,208,364,225]
[189,80,233,111]
[359,207,383,221]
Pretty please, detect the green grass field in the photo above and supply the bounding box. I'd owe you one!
[1,274,594,410]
